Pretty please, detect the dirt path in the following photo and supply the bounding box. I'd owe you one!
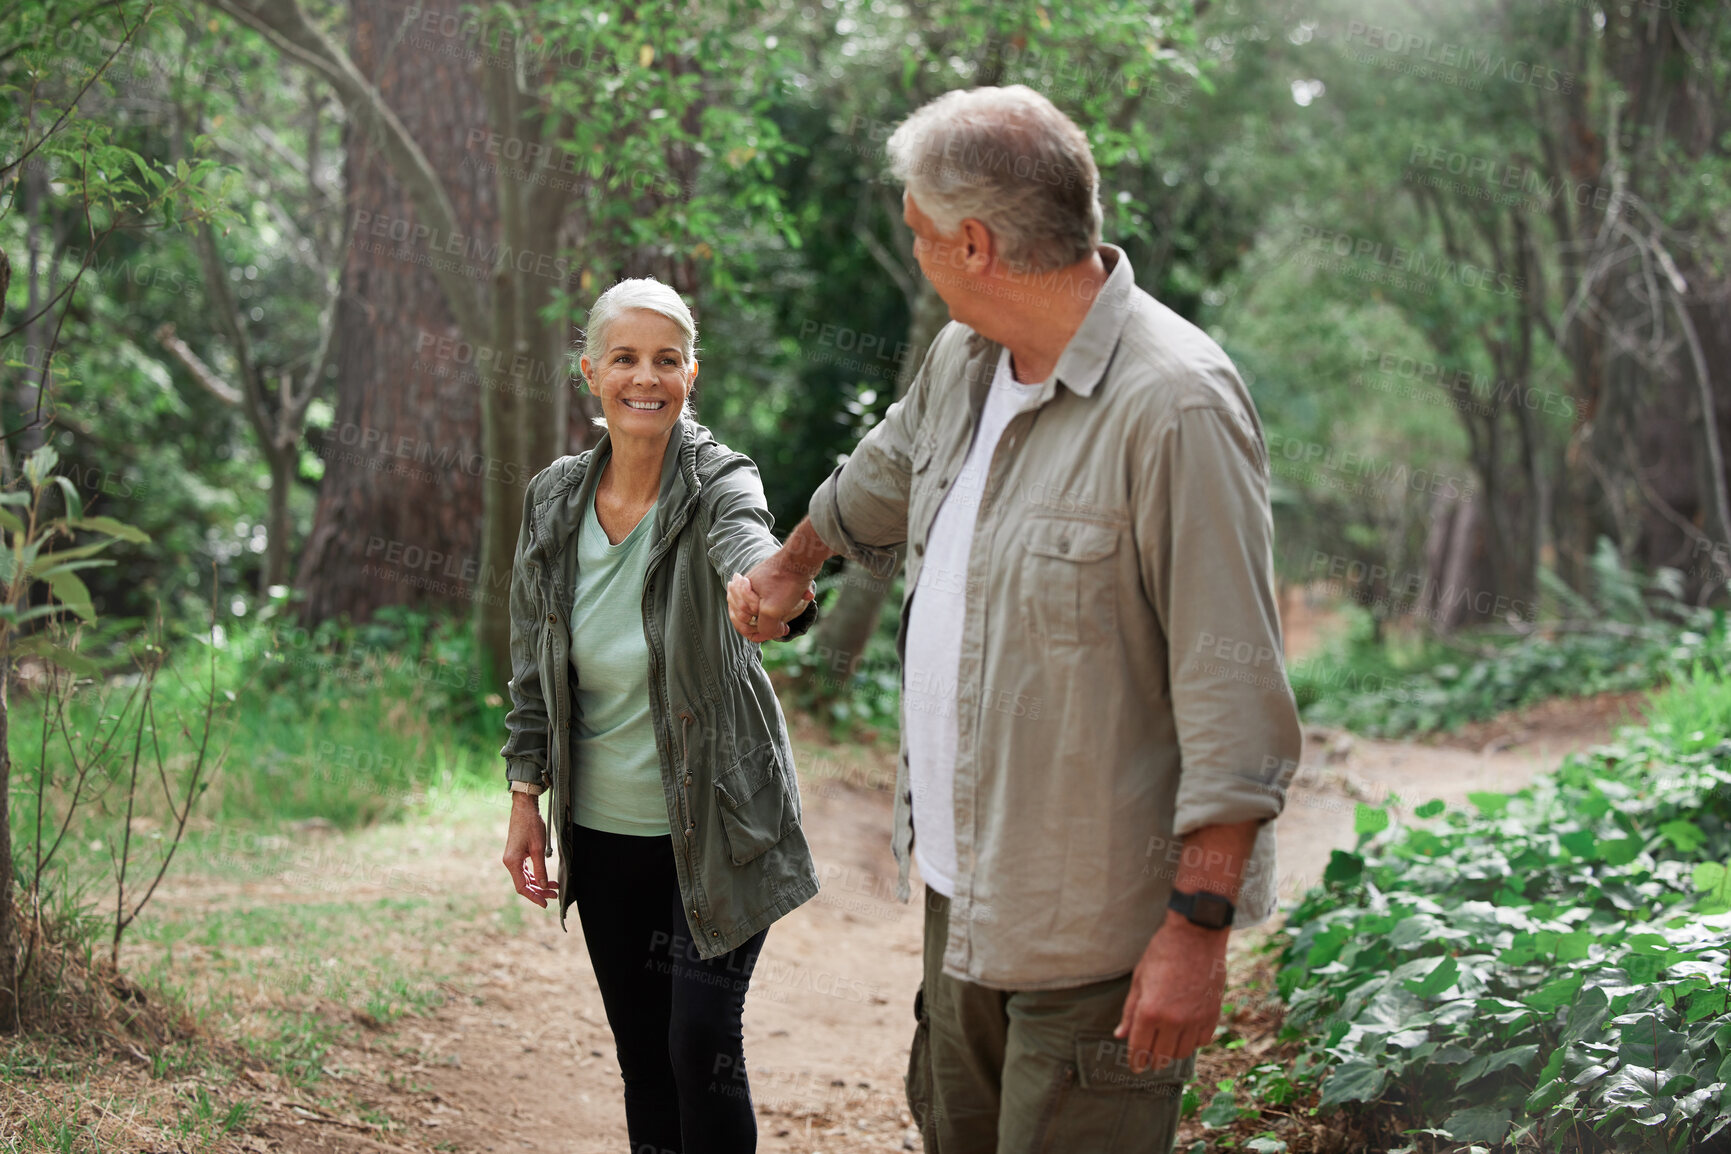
[163,678,1638,1154]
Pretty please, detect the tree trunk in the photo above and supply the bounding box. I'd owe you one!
[264,445,293,593]
[18,162,52,454]
[0,657,16,1033]
[806,278,949,690]
[1423,496,1499,631]
[293,0,497,628]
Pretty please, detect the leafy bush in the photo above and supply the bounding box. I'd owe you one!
[1272,673,1731,1152]
[1293,615,1726,737]
[759,573,904,738]
[1294,543,1728,738]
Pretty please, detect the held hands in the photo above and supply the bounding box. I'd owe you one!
[1113,913,1231,1075]
[727,561,816,644]
[503,791,558,907]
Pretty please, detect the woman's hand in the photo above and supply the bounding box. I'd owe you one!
[503,792,558,907]
[727,572,815,643]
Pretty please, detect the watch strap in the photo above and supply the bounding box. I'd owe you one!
[1168,887,1235,929]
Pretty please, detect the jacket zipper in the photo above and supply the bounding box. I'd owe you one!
[641,547,704,937]
[679,712,694,832]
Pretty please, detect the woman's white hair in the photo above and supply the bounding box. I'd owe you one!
[579,277,698,373]
[886,85,1101,273]
[577,277,700,426]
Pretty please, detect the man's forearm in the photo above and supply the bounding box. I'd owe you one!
[1171,819,1260,900]
[774,516,837,580]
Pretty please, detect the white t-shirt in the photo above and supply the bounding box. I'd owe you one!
[904,348,1044,898]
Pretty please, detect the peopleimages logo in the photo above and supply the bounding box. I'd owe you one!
[350,211,571,281]
[1343,21,1575,93]
[1295,226,1528,297]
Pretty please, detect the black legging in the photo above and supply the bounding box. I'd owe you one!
[567,822,769,1154]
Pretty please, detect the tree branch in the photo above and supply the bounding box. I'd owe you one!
[198,0,488,342]
[153,323,242,405]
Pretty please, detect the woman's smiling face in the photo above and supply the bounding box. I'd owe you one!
[581,308,697,442]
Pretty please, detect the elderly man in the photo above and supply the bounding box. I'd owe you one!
[728,85,1302,1152]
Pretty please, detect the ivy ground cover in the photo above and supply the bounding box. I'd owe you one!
[1274,672,1731,1153]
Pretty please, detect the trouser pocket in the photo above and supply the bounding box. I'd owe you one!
[905,984,937,1145]
[1032,1034,1192,1153]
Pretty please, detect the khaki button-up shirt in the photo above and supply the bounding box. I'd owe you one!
[809,245,1303,990]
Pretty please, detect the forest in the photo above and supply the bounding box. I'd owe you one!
[2,0,1730,1151]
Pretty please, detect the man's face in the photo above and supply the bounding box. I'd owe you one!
[903,191,968,322]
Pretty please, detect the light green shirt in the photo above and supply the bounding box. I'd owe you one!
[570,489,668,836]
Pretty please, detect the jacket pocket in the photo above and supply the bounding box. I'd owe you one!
[1020,516,1120,645]
[713,741,793,866]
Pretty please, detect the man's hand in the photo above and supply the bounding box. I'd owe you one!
[503,791,557,907]
[1113,913,1230,1074]
[727,518,833,643]
[727,569,816,643]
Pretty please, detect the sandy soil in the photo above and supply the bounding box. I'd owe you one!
[127,596,1642,1154]
[217,708,1630,1154]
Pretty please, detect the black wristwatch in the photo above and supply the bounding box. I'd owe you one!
[1168,888,1235,930]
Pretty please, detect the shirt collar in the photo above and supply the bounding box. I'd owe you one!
[1047,244,1135,399]
[963,244,1137,404]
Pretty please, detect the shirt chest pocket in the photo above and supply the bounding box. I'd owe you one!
[1019,516,1120,646]
[907,439,943,564]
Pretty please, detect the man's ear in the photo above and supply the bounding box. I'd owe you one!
[958,218,996,274]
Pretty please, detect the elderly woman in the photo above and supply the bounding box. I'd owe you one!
[499,277,818,1153]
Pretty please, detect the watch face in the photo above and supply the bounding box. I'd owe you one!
[1193,892,1233,929]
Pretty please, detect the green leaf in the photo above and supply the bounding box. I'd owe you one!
[1456,1043,1539,1086]
[1319,1059,1386,1108]
[22,445,57,486]
[1660,820,1706,853]
[1466,791,1509,818]
[0,508,21,535]
[1556,929,1592,963]
[1685,988,1727,1023]
[1354,803,1390,842]
[1601,837,1643,866]
[45,568,94,622]
[69,515,150,544]
[26,540,118,573]
[1526,974,1585,1012]
[1558,829,1597,858]
[1246,1138,1288,1154]
[1323,850,1364,886]
[1563,985,1611,1044]
[1414,799,1446,819]
[1401,954,1460,998]
[1442,1105,1511,1144]
[7,636,100,675]
[1199,1089,1241,1128]
[1693,861,1731,912]
[50,475,83,522]
[1524,1077,1570,1114]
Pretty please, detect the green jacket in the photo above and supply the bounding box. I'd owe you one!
[500,418,819,958]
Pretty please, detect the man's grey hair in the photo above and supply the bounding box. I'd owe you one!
[577,276,699,423]
[886,85,1101,273]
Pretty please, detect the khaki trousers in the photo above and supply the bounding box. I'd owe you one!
[905,888,1193,1154]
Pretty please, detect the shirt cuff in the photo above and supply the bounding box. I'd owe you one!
[809,468,901,577]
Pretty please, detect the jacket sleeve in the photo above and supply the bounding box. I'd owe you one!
[499,474,550,789]
[700,448,781,584]
[699,448,819,641]
[806,324,947,571]
[1133,398,1304,926]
